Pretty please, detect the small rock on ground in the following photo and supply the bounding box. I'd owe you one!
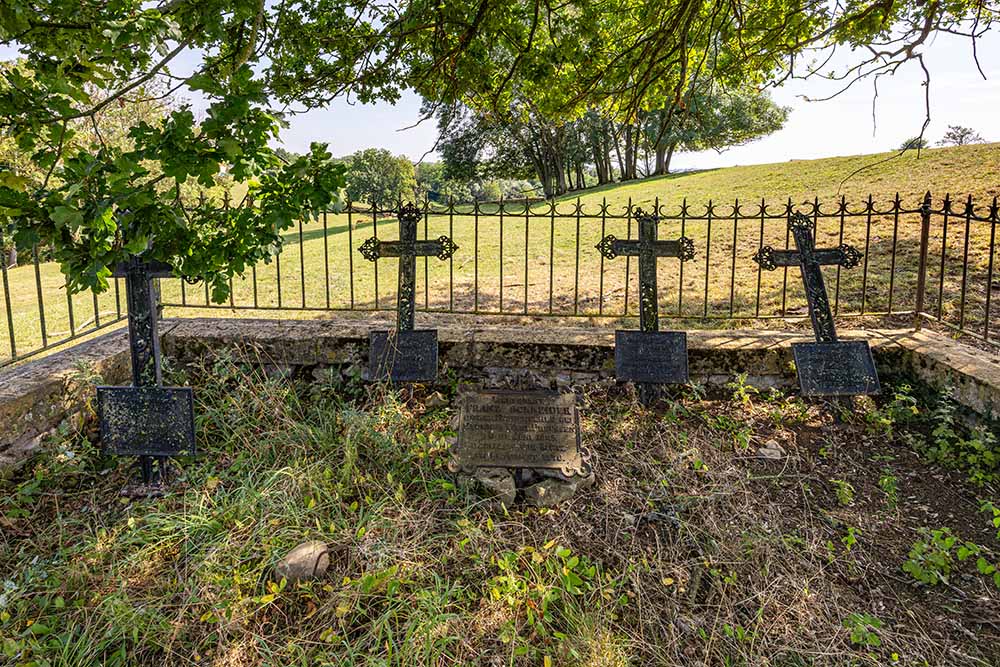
[474,467,516,508]
[757,439,786,460]
[275,540,331,583]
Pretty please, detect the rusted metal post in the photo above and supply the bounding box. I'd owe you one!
[914,191,933,331]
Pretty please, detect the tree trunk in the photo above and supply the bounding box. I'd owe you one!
[654,144,667,175]
[4,246,15,268]
[663,142,676,174]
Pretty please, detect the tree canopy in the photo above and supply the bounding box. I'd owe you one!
[1,0,995,299]
[345,148,416,209]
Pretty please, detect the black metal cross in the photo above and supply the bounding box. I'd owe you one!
[97,257,195,485]
[359,203,457,381]
[359,203,457,332]
[596,208,695,403]
[752,213,861,342]
[753,212,878,395]
[596,208,695,333]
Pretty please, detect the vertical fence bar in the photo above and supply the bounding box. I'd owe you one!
[347,203,355,309]
[297,216,306,308]
[474,201,479,312]
[624,198,632,316]
[958,195,973,330]
[65,279,76,338]
[755,199,764,317]
[499,196,504,313]
[984,198,997,341]
[424,196,429,310]
[888,193,901,312]
[523,199,529,314]
[834,197,846,315]
[861,195,873,314]
[274,239,283,309]
[728,200,737,316]
[449,197,455,312]
[32,245,47,348]
[548,201,555,314]
[322,211,331,309]
[114,276,122,318]
[372,202,379,309]
[937,194,951,320]
[598,197,606,315]
[0,229,16,359]
[703,201,712,317]
[914,191,933,330]
[780,200,791,316]
[574,197,581,315]
[677,198,685,315]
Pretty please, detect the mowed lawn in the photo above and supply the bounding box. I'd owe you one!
[3,143,998,365]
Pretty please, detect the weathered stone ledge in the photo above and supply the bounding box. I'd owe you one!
[3,316,998,472]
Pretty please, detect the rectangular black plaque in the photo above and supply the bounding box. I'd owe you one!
[792,341,880,396]
[369,329,438,382]
[615,330,689,384]
[450,391,587,476]
[97,386,196,456]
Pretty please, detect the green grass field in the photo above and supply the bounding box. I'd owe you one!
[3,143,998,365]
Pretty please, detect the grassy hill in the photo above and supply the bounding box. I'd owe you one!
[556,142,1000,211]
[3,143,998,365]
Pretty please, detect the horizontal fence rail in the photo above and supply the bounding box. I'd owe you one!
[2,194,998,368]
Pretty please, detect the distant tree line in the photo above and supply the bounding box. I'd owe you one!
[431,83,789,198]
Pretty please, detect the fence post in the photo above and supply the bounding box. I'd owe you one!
[914,190,932,331]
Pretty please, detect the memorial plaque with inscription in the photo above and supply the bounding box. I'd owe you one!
[792,341,880,396]
[450,391,589,477]
[97,386,196,457]
[615,331,689,384]
[369,330,438,382]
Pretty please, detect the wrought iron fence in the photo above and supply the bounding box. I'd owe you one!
[2,193,998,369]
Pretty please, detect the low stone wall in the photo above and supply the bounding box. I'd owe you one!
[3,316,998,472]
[160,317,915,392]
[0,329,132,472]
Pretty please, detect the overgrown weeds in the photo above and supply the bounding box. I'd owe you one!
[1,356,998,666]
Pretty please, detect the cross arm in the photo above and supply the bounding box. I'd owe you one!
[359,235,458,262]
[595,235,695,261]
[752,244,862,271]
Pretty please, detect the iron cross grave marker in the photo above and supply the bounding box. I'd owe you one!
[449,391,589,477]
[360,203,457,382]
[596,207,695,402]
[752,212,879,396]
[97,256,196,484]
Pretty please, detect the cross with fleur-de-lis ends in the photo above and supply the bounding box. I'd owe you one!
[359,202,458,332]
[595,207,695,332]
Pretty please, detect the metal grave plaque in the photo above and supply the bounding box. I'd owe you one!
[97,386,196,457]
[369,329,439,382]
[615,330,689,384]
[792,341,880,396]
[450,391,588,476]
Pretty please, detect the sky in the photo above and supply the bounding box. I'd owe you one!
[273,30,1000,170]
[3,28,998,171]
